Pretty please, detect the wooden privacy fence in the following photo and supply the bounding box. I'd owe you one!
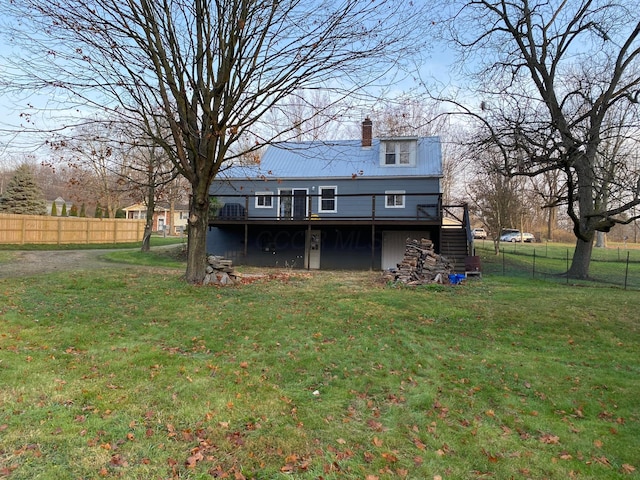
[0,213,145,245]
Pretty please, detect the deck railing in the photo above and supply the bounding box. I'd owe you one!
[210,192,445,223]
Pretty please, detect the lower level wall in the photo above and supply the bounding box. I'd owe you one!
[206,224,439,270]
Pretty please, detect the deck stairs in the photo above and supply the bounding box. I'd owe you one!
[439,227,471,273]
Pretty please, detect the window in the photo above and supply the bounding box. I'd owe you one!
[319,186,337,213]
[385,190,405,208]
[255,192,273,208]
[385,141,397,164]
[381,139,416,166]
[399,142,411,164]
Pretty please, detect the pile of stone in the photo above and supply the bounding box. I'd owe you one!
[383,238,454,285]
[203,255,237,285]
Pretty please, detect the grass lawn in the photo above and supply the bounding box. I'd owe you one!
[475,241,640,290]
[0,260,638,478]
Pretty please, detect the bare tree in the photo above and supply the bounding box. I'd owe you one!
[48,123,130,218]
[261,89,348,142]
[466,147,530,253]
[124,141,180,251]
[431,0,640,278]
[2,0,425,283]
[367,96,466,203]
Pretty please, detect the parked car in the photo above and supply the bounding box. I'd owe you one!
[499,232,535,243]
[472,228,487,239]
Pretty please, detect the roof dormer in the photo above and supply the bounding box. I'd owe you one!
[379,137,418,167]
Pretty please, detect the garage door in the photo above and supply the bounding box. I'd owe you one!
[382,231,430,270]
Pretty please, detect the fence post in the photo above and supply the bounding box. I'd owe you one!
[624,251,630,290]
[533,249,536,278]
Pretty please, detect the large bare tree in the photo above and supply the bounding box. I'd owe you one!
[431,0,640,278]
[1,0,424,282]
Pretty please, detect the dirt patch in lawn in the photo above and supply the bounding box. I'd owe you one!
[0,249,135,279]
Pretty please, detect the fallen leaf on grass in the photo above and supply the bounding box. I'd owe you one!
[110,454,128,468]
[621,464,636,474]
[367,419,384,431]
[185,450,204,469]
[539,433,560,444]
[590,456,612,467]
[413,437,426,450]
[381,452,398,463]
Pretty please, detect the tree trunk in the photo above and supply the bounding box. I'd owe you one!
[141,189,155,252]
[141,212,153,252]
[567,158,597,279]
[547,205,557,241]
[185,186,210,284]
[567,235,593,279]
[595,231,607,248]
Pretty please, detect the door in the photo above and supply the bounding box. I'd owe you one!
[305,229,321,269]
[293,190,307,220]
[279,189,308,219]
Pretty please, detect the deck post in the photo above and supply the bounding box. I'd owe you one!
[244,223,248,256]
[371,195,376,270]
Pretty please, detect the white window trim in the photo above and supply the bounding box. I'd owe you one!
[255,191,273,209]
[379,139,417,167]
[385,190,406,208]
[318,186,337,213]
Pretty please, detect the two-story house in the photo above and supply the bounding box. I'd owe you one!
[207,119,471,270]
[122,202,189,235]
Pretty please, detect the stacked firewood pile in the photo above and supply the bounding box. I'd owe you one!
[203,255,237,285]
[383,238,454,285]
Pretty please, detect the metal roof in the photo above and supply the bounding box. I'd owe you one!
[218,137,442,181]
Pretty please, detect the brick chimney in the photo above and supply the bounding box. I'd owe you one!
[361,117,372,147]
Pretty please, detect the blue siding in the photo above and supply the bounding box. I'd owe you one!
[210,177,440,220]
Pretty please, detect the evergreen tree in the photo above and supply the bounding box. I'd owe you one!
[79,203,86,217]
[51,201,58,216]
[70,204,78,216]
[61,203,68,216]
[0,165,47,215]
[94,204,103,218]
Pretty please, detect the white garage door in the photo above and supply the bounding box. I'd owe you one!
[382,231,430,270]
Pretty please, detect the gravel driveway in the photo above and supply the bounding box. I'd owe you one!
[0,249,131,279]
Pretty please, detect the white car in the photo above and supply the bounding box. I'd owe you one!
[500,232,535,243]
[472,228,487,239]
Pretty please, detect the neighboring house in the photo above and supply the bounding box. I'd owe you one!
[123,202,189,235]
[207,119,471,270]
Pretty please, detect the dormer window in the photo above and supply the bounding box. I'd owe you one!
[380,139,417,166]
